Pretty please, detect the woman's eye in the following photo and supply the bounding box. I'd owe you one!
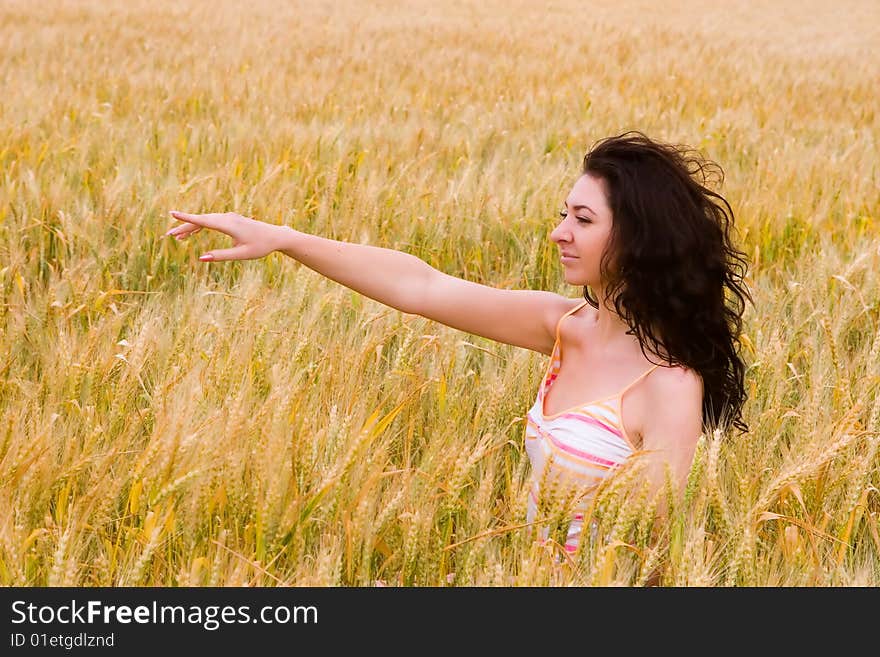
[559,210,589,223]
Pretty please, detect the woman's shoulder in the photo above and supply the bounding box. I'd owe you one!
[558,297,596,323]
[645,361,704,401]
[636,363,704,449]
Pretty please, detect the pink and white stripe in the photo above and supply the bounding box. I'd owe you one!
[524,299,660,553]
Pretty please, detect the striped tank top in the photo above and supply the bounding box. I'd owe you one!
[524,299,661,553]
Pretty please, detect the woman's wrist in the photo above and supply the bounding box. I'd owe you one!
[270,224,297,254]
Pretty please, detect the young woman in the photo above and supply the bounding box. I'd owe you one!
[165,131,752,555]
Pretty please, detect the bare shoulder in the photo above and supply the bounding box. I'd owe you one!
[648,363,704,396]
[550,297,595,330]
[638,363,704,448]
[559,296,591,317]
[542,297,594,353]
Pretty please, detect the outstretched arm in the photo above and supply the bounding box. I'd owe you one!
[165,210,430,314]
[273,226,431,315]
[166,210,578,355]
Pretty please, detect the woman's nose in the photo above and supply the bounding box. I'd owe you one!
[550,222,567,242]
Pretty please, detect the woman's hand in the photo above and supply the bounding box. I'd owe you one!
[164,210,288,261]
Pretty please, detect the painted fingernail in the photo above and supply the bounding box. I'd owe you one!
[199,254,214,261]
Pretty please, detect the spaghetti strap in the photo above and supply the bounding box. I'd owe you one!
[554,299,590,345]
[618,363,662,397]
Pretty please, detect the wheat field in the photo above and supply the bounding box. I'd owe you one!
[1,0,878,586]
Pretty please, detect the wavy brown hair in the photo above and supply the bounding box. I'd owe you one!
[580,131,753,435]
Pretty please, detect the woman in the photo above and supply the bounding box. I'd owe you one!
[165,131,752,557]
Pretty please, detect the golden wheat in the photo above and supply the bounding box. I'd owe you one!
[1,0,878,586]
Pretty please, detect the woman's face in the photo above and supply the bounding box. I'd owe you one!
[550,173,613,288]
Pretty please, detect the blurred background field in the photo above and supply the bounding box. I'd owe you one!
[1,0,878,586]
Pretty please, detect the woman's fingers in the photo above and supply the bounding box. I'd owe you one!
[198,244,251,262]
[166,210,228,235]
[165,210,278,262]
[169,210,213,226]
[166,225,203,239]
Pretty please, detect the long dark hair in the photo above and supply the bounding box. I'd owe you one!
[581,131,753,435]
